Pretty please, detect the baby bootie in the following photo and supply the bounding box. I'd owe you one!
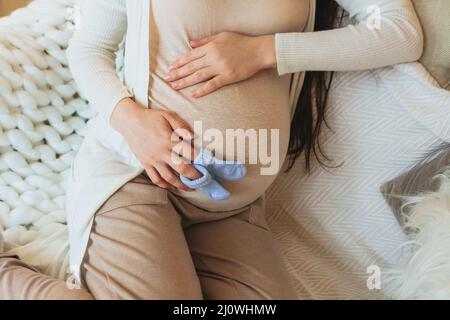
[180,164,231,201]
[194,148,247,181]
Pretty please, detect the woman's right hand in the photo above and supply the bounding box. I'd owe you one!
[111,98,202,192]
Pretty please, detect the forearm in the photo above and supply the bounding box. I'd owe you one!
[67,0,129,123]
[110,97,143,134]
[67,45,131,122]
[275,0,423,74]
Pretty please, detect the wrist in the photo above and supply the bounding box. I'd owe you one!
[256,35,277,70]
[111,98,143,133]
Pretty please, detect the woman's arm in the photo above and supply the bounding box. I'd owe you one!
[167,0,423,97]
[276,0,423,74]
[67,0,131,123]
[67,0,200,191]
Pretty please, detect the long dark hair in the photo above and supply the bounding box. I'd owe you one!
[286,0,341,171]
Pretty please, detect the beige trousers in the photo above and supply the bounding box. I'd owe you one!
[0,174,297,300]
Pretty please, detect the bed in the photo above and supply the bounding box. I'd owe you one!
[0,0,449,299]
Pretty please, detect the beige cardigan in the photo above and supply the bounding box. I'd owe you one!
[66,0,422,284]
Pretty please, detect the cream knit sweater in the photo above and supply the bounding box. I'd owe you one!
[65,0,423,284]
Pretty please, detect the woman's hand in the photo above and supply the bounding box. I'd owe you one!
[111,98,202,192]
[166,32,276,98]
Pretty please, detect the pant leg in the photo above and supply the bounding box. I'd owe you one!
[183,197,298,300]
[0,174,203,300]
[0,254,93,300]
[81,174,203,300]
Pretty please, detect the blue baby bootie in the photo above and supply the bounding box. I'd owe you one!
[180,148,247,201]
[194,148,247,181]
[180,164,231,201]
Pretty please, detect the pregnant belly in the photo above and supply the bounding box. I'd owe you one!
[150,69,292,211]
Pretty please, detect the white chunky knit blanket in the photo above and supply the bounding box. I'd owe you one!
[0,0,94,278]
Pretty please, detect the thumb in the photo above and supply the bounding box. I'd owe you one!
[164,112,195,141]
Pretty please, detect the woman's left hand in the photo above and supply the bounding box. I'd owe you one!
[166,32,276,98]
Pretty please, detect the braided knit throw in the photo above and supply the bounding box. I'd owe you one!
[0,0,95,277]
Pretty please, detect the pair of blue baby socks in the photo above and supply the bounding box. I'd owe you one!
[180,149,246,201]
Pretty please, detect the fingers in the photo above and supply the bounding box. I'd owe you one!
[169,67,215,91]
[189,35,217,48]
[163,112,194,141]
[171,139,198,163]
[169,47,206,71]
[145,166,173,190]
[191,76,228,98]
[166,59,208,83]
[166,143,202,184]
[156,163,192,192]
[169,160,203,181]
[146,153,198,192]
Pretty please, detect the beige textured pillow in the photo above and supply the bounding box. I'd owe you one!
[412,0,450,90]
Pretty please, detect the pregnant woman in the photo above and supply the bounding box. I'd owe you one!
[0,0,422,299]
